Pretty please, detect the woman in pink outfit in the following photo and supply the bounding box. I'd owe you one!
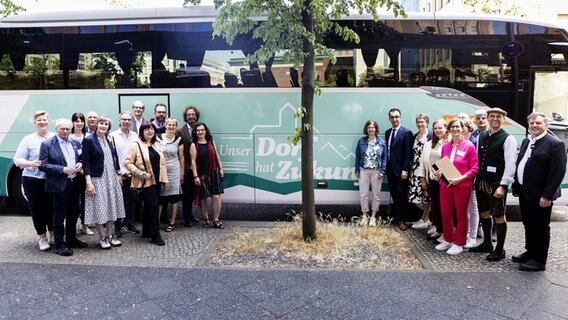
[434,119,479,255]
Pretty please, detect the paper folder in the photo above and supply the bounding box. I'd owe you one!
[432,156,462,185]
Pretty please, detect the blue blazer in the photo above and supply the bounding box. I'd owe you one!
[39,135,82,193]
[385,125,414,176]
[82,134,120,177]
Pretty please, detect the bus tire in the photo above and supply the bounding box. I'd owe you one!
[9,168,28,215]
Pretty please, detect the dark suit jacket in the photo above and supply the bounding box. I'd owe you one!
[177,124,193,175]
[81,134,120,177]
[39,135,82,193]
[513,133,566,201]
[385,125,414,176]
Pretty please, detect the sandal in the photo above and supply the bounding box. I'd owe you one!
[213,221,224,229]
[165,224,176,232]
[202,220,210,228]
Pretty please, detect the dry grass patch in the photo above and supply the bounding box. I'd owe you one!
[209,216,423,270]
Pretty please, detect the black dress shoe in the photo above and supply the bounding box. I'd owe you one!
[184,222,193,228]
[469,243,494,253]
[55,246,74,256]
[486,250,506,262]
[151,237,165,246]
[126,225,141,234]
[67,238,88,248]
[519,259,546,272]
[190,216,201,223]
[512,251,530,263]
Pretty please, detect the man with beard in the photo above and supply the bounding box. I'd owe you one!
[177,106,201,226]
[150,103,167,135]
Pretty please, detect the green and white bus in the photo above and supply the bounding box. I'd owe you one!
[0,7,566,212]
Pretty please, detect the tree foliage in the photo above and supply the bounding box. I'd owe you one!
[0,0,25,18]
[464,0,524,16]
[183,0,405,240]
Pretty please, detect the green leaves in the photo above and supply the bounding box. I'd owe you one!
[0,0,25,18]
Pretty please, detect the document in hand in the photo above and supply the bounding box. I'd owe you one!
[432,156,462,185]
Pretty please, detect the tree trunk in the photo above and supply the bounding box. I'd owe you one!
[301,0,316,241]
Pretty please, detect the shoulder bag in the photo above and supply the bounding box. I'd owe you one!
[130,142,148,201]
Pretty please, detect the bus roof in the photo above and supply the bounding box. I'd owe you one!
[1,6,565,30]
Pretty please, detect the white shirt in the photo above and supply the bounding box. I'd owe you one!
[56,135,77,179]
[110,129,139,174]
[517,131,546,185]
[13,132,55,179]
[499,133,518,186]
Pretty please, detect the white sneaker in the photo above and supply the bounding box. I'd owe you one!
[435,241,452,251]
[412,219,430,229]
[108,236,122,247]
[369,217,377,227]
[464,238,477,249]
[38,238,50,251]
[359,216,369,226]
[99,238,111,250]
[447,244,463,255]
[427,226,437,235]
[436,236,445,243]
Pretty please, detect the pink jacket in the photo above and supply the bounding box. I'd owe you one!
[440,138,479,188]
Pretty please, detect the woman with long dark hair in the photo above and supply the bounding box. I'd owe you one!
[190,122,224,228]
[70,112,94,236]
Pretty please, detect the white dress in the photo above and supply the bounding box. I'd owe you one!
[84,141,125,224]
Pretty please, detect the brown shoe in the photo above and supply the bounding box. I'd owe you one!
[399,223,408,231]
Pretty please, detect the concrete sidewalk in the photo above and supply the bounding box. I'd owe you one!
[0,216,567,319]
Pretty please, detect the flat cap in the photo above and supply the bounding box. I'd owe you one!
[486,107,507,116]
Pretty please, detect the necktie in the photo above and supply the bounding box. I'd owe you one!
[388,128,396,160]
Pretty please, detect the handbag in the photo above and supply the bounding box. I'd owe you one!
[129,142,148,201]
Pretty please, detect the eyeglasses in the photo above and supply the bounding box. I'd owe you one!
[58,127,71,131]
[120,118,132,121]
[133,106,144,109]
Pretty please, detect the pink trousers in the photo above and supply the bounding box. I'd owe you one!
[440,185,471,246]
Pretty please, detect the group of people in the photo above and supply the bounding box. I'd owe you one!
[355,107,566,271]
[14,101,225,256]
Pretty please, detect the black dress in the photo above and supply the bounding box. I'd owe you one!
[195,142,224,202]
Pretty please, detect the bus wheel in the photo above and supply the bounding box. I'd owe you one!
[10,169,29,214]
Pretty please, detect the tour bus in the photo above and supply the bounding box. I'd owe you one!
[0,6,567,212]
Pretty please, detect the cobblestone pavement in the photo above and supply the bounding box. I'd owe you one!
[1,216,568,272]
[1,216,568,319]
[405,222,568,273]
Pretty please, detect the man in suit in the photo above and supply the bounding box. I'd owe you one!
[470,107,517,262]
[512,112,566,271]
[39,118,87,256]
[385,108,414,230]
[177,105,201,226]
[129,100,146,134]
